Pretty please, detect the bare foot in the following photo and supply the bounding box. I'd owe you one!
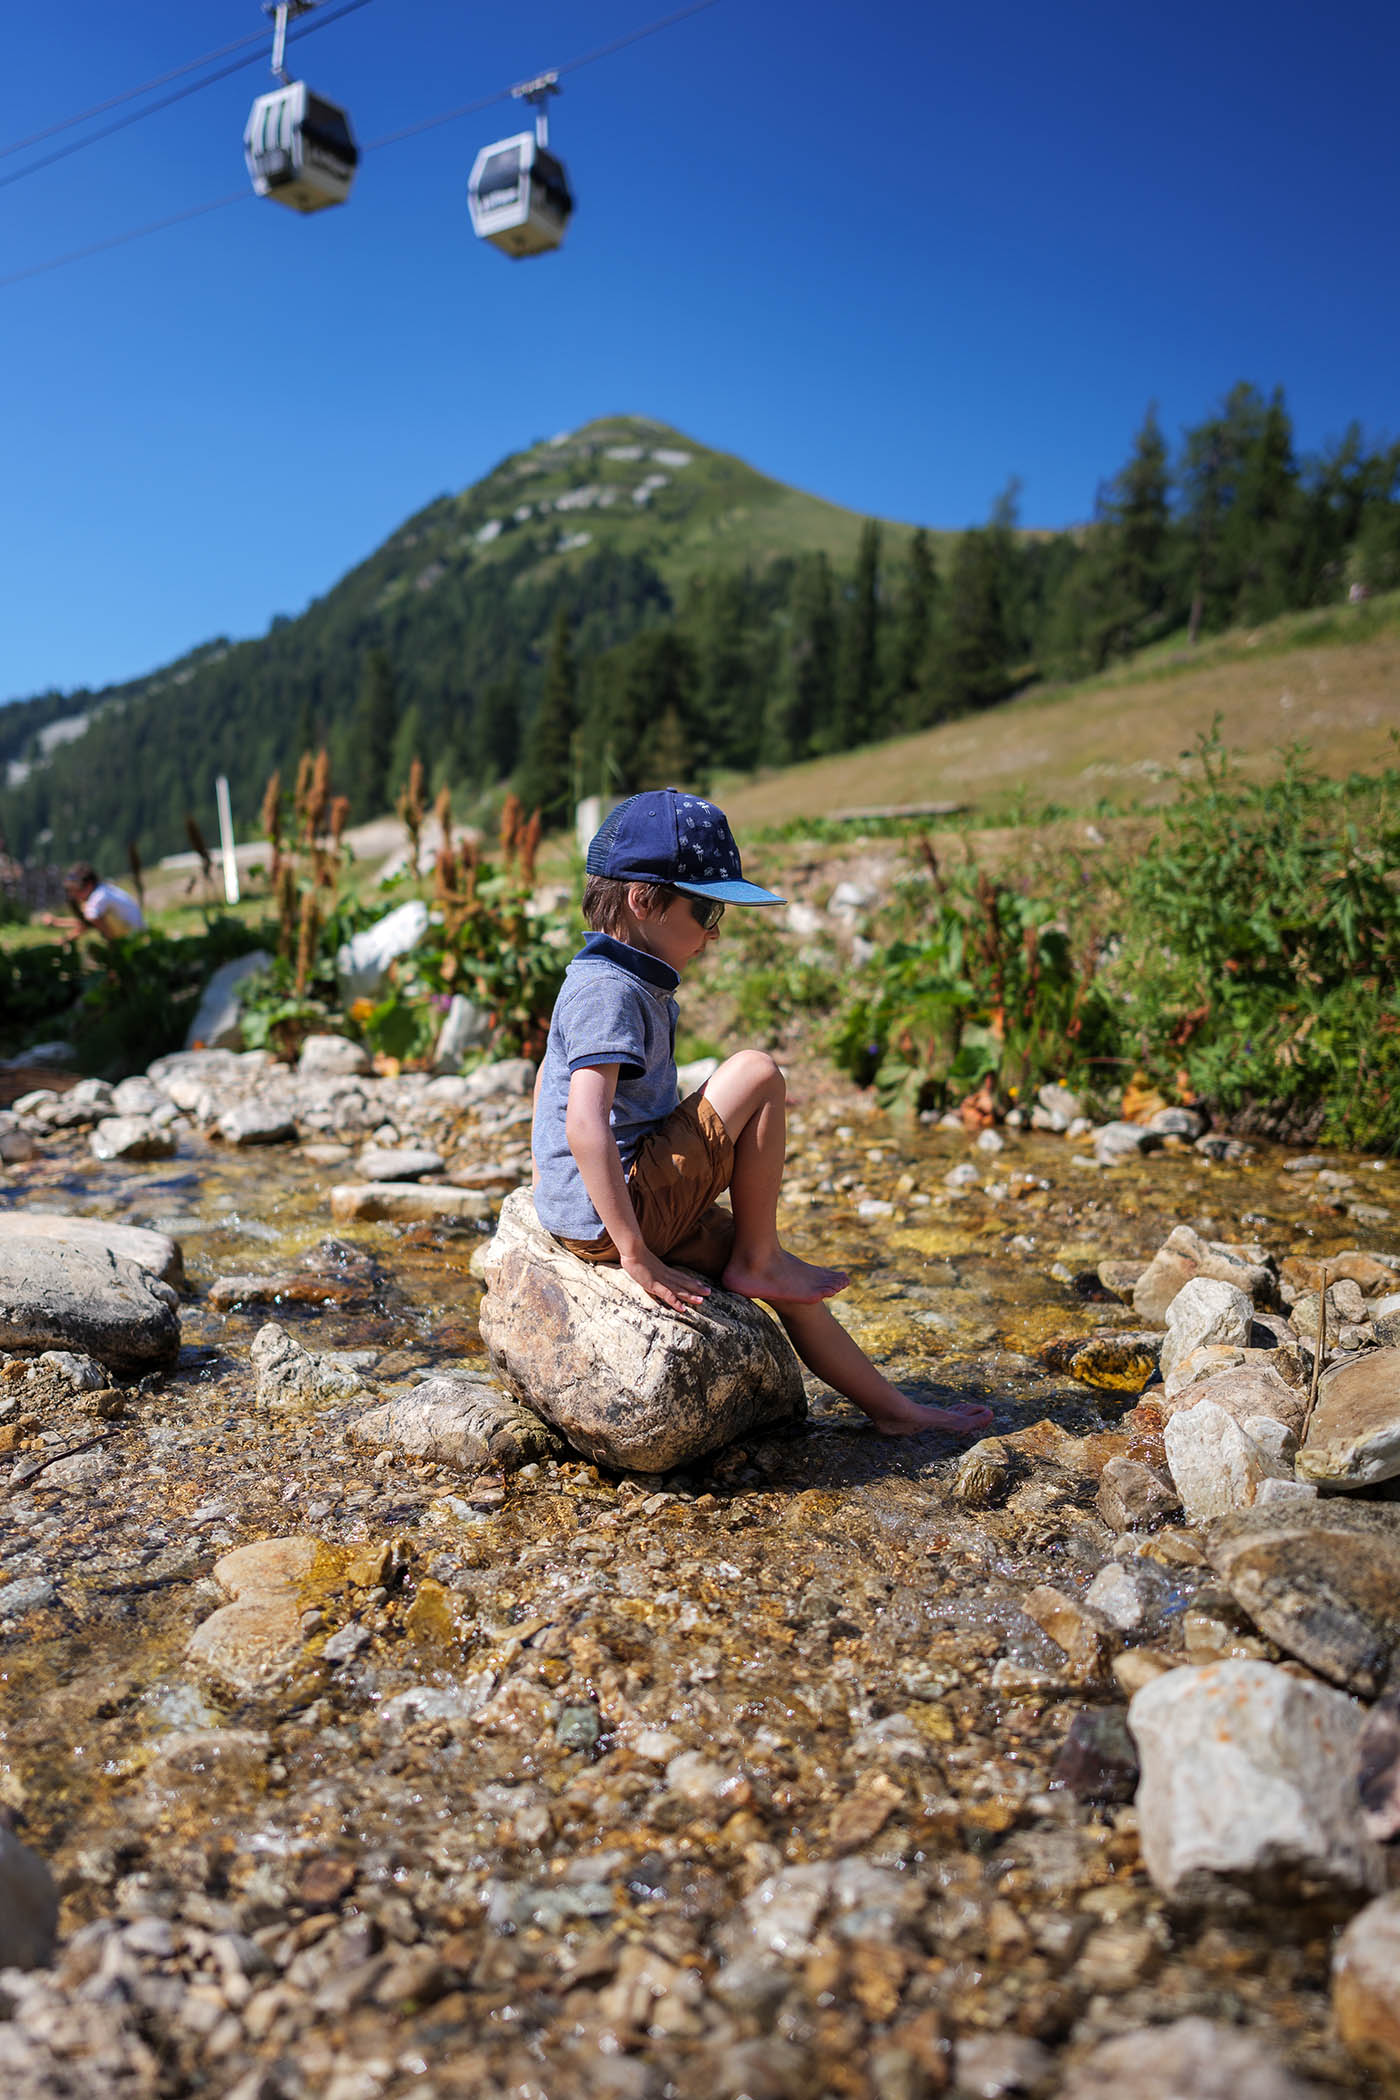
[722,1248,849,1304]
[862,1394,995,1439]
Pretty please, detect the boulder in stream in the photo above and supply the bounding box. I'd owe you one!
[1129,1658,1387,1909]
[350,1373,558,1472]
[1297,1348,1400,1488]
[1132,1225,1276,1323]
[477,1187,805,1472]
[0,1211,183,1288]
[1204,1499,1400,1697]
[0,1237,180,1374]
[0,1825,58,1970]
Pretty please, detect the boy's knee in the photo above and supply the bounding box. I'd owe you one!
[721,1048,783,1095]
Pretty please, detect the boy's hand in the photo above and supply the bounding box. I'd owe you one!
[621,1249,712,1311]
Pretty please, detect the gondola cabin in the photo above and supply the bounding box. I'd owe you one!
[468,132,573,257]
[243,81,358,213]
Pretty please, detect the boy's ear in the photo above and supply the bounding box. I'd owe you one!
[626,882,653,921]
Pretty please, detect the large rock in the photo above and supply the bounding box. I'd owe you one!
[1159,1276,1254,1380]
[0,1211,183,1288]
[1204,1501,1400,1698]
[1164,1400,1297,1522]
[1128,1659,1387,1908]
[329,1182,493,1224]
[355,1146,444,1183]
[89,1115,177,1163]
[478,1187,805,1472]
[184,949,272,1051]
[298,1034,372,1078]
[1297,1349,1400,1488]
[432,994,491,1072]
[336,900,429,1002]
[217,1100,298,1146]
[0,1826,58,1970]
[350,1374,558,1472]
[1333,1893,1400,2091]
[1059,2017,1329,2100]
[1163,1360,1304,1434]
[1133,1224,1277,1323]
[0,1238,180,1373]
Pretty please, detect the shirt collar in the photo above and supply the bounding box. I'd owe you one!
[575,930,679,992]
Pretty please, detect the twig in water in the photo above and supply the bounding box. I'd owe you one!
[7,1429,119,1490]
[1301,1263,1331,1445]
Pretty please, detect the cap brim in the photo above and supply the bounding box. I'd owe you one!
[673,878,786,906]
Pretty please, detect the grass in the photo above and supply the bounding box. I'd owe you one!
[713,591,1400,835]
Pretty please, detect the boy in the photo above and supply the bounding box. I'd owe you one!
[531,789,993,1440]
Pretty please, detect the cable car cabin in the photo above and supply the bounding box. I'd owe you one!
[468,132,573,257]
[243,81,358,213]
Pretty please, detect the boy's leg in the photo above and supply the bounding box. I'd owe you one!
[777,1300,995,1439]
[701,1050,847,1304]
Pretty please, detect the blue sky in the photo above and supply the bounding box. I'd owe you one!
[1,0,1396,703]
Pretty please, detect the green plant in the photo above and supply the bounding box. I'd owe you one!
[1113,730,1400,1146]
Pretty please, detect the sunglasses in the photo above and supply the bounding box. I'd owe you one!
[685,895,726,931]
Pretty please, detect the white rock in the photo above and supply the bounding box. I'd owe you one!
[110,1077,166,1117]
[184,950,272,1051]
[217,1100,298,1147]
[785,903,825,940]
[1059,2016,1329,2099]
[298,1035,372,1078]
[1164,1400,1297,1522]
[329,1182,493,1224]
[975,1127,1005,1154]
[349,1375,554,1471]
[459,1058,536,1104]
[336,900,429,1002]
[0,1210,183,1286]
[1129,1659,1386,1907]
[1160,1276,1255,1380]
[1093,1120,1152,1165]
[354,1146,443,1183]
[432,995,491,1072]
[90,1115,177,1163]
[1084,1557,1176,1632]
[944,1162,980,1189]
[676,1056,721,1096]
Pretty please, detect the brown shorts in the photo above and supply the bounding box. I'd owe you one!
[555,1090,736,1278]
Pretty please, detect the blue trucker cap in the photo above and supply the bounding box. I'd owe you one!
[585,789,785,906]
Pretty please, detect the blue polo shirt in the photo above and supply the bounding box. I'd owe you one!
[531,933,680,1240]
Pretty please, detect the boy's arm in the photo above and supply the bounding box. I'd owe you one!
[565,1064,710,1311]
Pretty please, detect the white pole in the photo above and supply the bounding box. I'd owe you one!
[215,776,241,905]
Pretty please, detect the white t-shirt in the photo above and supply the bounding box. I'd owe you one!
[81,882,145,936]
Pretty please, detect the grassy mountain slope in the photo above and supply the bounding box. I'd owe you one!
[715,591,1400,830]
[0,415,939,865]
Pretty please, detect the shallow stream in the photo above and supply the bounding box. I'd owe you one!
[1,1097,1395,2098]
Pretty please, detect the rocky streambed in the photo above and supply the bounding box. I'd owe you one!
[0,1042,1398,2099]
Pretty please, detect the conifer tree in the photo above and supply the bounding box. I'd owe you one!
[924,528,1010,718]
[515,608,577,829]
[892,528,940,727]
[764,553,836,764]
[832,521,882,749]
[350,649,399,817]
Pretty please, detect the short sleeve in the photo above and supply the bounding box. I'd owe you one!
[555,973,649,1081]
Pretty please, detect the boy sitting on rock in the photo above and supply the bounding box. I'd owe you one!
[530,788,993,1440]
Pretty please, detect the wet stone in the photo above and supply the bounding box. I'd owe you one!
[329,1181,493,1223]
[1096,1455,1180,1531]
[351,1374,557,1473]
[1358,1691,1400,1842]
[1333,1891,1400,2091]
[1051,1707,1139,1802]
[1297,1348,1400,1488]
[0,1826,59,1969]
[217,1101,298,1146]
[89,1115,177,1163]
[1205,1499,1400,1697]
[1059,2017,1330,2099]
